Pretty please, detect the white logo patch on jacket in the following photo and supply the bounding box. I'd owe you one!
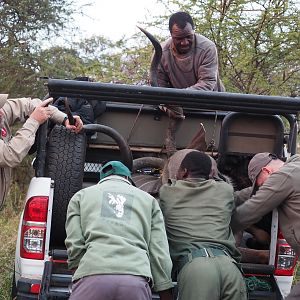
[107,193,127,218]
[101,191,132,221]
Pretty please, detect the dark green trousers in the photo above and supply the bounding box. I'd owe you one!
[178,255,247,300]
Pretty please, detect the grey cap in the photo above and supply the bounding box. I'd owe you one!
[248,152,276,185]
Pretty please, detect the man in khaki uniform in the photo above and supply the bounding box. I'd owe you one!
[159,151,247,300]
[0,94,83,209]
[231,152,300,300]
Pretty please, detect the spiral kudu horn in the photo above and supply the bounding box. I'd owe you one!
[137,26,162,87]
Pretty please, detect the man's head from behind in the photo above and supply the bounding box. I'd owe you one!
[248,153,284,188]
[100,161,132,180]
[177,151,212,180]
[169,11,195,54]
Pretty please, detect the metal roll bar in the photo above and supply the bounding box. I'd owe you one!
[47,79,300,115]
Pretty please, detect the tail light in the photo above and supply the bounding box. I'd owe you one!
[30,283,41,294]
[20,196,48,260]
[274,231,298,276]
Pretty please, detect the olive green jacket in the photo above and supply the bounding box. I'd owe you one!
[65,176,173,292]
[159,178,241,262]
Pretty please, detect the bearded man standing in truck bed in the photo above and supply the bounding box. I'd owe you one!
[159,151,247,300]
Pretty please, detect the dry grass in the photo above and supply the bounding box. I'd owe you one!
[0,156,33,300]
[0,207,21,300]
[294,261,300,285]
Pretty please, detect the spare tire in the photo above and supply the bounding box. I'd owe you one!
[132,157,165,195]
[132,157,165,172]
[45,125,86,247]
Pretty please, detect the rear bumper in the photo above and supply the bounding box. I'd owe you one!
[275,275,293,298]
[17,277,40,300]
[241,263,283,300]
[39,259,163,300]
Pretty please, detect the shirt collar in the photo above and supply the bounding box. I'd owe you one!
[98,175,132,185]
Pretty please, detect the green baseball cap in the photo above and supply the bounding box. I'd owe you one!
[100,161,132,180]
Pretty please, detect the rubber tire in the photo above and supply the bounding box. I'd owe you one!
[132,157,165,173]
[132,157,165,195]
[45,125,86,247]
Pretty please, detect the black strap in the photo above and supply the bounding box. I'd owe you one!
[174,247,231,274]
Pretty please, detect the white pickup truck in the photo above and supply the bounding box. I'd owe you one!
[12,79,299,299]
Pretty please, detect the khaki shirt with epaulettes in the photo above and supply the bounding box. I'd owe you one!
[0,97,66,208]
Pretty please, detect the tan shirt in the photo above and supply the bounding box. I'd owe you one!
[232,155,300,257]
[0,97,66,208]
